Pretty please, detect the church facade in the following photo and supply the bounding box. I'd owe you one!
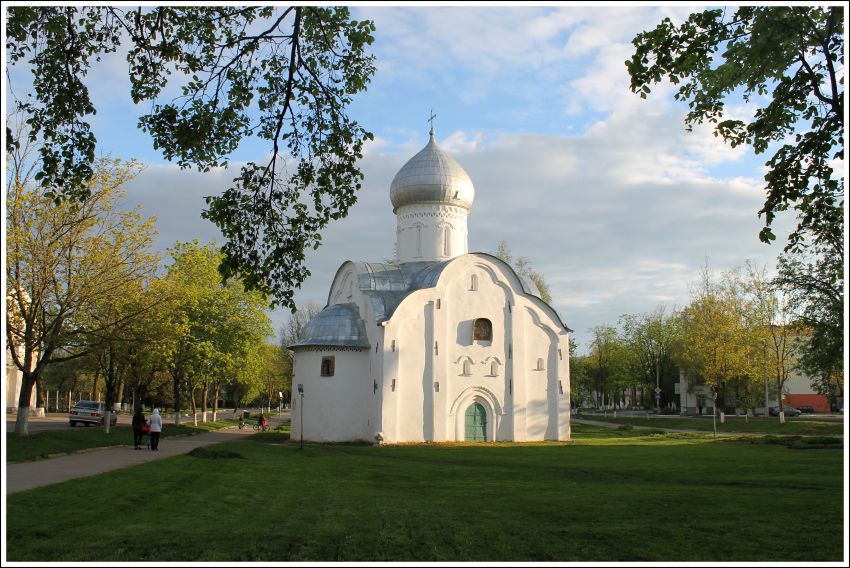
[290,129,571,443]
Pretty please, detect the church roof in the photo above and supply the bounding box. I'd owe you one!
[389,132,475,212]
[289,303,371,350]
[341,257,570,331]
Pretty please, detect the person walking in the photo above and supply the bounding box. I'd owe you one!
[132,407,146,449]
[147,408,163,451]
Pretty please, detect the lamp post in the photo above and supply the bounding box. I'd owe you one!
[297,383,304,450]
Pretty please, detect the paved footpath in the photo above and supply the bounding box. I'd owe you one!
[6,418,286,495]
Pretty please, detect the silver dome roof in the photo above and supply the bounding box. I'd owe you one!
[389,132,475,212]
[288,303,370,350]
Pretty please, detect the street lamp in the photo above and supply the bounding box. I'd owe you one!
[297,383,304,450]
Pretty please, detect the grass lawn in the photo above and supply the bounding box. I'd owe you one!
[5,424,844,562]
[5,419,240,463]
[576,415,845,436]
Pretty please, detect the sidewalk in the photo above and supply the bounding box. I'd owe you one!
[5,418,286,495]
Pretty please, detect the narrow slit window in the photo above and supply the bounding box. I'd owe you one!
[470,274,478,291]
[490,361,498,376]
[462,360,471,376]
[536,358,544,371]
[444,227,450,257]
[321,356,336,377]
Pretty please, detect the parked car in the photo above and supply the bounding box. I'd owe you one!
[69,400,118,427]
[769,406,802,417]
[798,405,815,414]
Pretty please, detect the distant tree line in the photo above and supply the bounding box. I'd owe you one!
[571,260,843,416]
[6,144,291,436]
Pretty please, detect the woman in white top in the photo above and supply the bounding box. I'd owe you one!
[147,408,163,451]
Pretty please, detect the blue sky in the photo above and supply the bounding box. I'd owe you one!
[5,4,802,351]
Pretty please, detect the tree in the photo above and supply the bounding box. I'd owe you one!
[619,306,681,410]
[627,7,844,253]
[163,240,272,425]
[279,302,322,352]
[743,262,799,420]
[677,265,762,412]
[493,240,553,304]
[775,238,844,407]
[586,325,631,409]
[86,271,167,433]
[6,6,377,310]
[5,155,158,436]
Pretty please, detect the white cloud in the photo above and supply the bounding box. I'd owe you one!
[122,98,793,350]
[39,4,791,351]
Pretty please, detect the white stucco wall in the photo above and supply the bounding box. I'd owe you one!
[379,254,570,443]
[291,349,374,442]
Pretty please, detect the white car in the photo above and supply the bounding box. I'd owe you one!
[69,400,118,427]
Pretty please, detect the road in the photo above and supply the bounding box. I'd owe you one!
[6,408,292,433]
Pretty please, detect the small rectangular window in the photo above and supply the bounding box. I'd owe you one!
[321,356,335,377]
[391,378,397,391]
[558,349,563,360]
[392,340,396,352]
[434,382,440,392]
[436,299,441,309]
[558,380,564,395]
[435,341,439,355]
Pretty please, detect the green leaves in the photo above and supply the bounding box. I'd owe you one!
[626,7,844,255]
[7,6,376,311]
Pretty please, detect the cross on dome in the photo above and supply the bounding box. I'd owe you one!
[427,109,437,137]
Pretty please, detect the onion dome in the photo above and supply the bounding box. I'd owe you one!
[389,131,475,212]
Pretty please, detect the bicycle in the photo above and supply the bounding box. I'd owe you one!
[252,423,270,432]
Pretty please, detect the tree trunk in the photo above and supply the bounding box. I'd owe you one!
[191,386,198,426]
[212,383,220,422]
[116,377,125,412]
[201,381,208,423]
[232,386,241,415]
[172,372,182,426]
[103,346,117,435]
[14,372,37,436]
[35,376,46,410]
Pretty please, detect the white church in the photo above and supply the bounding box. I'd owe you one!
[290,127,572,443]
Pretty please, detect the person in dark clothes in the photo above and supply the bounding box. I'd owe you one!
[132,408,146,449]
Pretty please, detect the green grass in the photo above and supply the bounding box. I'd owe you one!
[5,429,843,562]
[5,419,240,462]
[576,415,845,435]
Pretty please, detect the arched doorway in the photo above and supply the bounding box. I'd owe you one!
[464,402,488,442]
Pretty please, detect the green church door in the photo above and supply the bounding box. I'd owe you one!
[464,403,488,442]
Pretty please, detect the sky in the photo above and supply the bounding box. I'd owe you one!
[4,4,805,352]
